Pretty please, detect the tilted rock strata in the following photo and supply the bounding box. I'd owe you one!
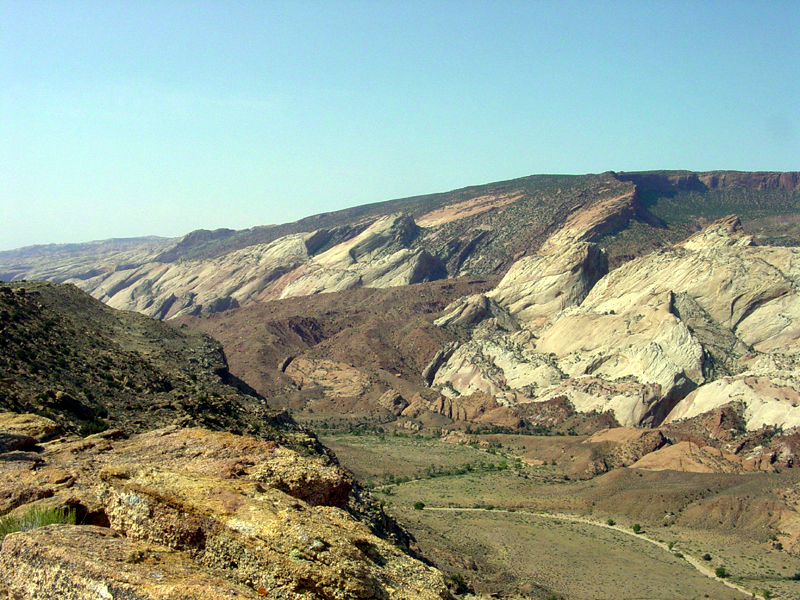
[276,215,445,300]
[2,170,799,323]
[664,376,800,431]
[72,232,315,319]
[430,216,800,430]
[58,214,446,319]
[486,242,607,324]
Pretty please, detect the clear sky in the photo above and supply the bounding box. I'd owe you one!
[1,0,798,251]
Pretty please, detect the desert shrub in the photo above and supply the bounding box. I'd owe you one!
[79,418,108,437]
[701,553,712,561]
[413,501,425,511]
[448,573,468,593]
[606,518,615,526]
[0,505,76,540]
[715,566,728,578]
[632,523,642,533]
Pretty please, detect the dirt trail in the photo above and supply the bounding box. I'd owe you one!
[426,506,756,598]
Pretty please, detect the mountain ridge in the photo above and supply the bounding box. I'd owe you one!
[4,170,799,320]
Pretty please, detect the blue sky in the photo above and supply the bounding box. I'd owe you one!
[1,1,798,251]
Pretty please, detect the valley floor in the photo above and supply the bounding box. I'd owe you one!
[322,432,800,600]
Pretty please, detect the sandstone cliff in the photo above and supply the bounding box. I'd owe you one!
[429,215,800,436]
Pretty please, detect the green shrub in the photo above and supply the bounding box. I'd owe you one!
[701,553,712,561]
[606,518,616,526]
[0,505,76,540]
[413,501,425,511]
[79,418,108,437]
[715,566,728,578]
[632,523,642,533]
[448,573,468,593]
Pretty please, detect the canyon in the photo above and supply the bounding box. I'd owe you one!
[2,169,800,598]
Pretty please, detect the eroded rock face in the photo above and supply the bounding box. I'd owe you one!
[486,242,608,324]
[629,441,744,473]
[664,376,800,431]
[430,215,800,430]
[49,214,446,320]
[78,232,315,319]
[401,392,522,428]
[276,215,445,300]
[0,425,451,600]
[100,465,447,600]
[285,357,374,399]
[0,413,64,443]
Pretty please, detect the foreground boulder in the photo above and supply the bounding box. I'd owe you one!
[1,525,263,599]
[0,423,452,600]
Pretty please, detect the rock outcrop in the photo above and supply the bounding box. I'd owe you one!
[486,242,607,324]
[275,214,445,300]
[664,376,800,431]
[428,215,800,431]
[18,215,447,320]
[0,423,452,600]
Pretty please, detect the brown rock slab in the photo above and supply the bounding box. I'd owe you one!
[99,464,451,600]
[0,412,63,443]
[0,524,263,599]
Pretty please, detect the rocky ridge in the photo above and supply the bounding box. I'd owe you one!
[0,280,297,442]
[428,215,800,434]
[4,171,798,320]
[0,281,430,554]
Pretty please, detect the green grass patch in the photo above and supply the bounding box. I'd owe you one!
[0,505,77,540]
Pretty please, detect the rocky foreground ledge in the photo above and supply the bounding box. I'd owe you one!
[0,413,452,600]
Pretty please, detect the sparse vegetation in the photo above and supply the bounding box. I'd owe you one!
[79,418,109,437]
[0,505,76,541]
[447,573,468,593]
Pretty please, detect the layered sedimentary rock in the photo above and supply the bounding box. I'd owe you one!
[50,214,446,319]
[486,241,607,324]
[430,215,800,430]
